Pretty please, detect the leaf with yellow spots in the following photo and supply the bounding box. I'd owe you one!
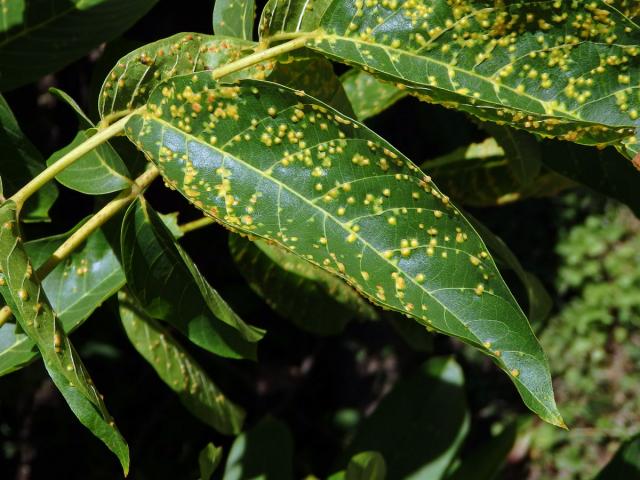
[125,73,564,427]
[213,0,256,40]
[119,292,245,435]
[0,218,125,376]
[121,198,264,360]
[259,0,331,40]
[0,201,129,474]
[341,69,407,121]
[229,235,378,335]
[99,33,273,118]
[286,0,640,153]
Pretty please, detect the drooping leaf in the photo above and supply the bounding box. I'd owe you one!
[0,94,58,222]
[0,0,158,91]
[268,52,355,117]
[199,442,224,480]
[346,452,387,480]
[345,357,468,479]
[99,33,272,118]
[0,218,125,376]
[594,433,640,479]
[213,0,255,40]
[229,235,377,335]
[0,202,129,473]
[222,417,293,480]
[119,293,245,435]
[423,138,571,207]
[46,128,132,194]
[290,0,640,152]
[341,70,406,121]
[120,198,263,360]
[126,74,563,426]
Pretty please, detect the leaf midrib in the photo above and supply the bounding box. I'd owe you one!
[143,112,550,414]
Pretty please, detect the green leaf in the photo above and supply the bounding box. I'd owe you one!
[345,357,468,479]
[301,0,640,151]
[480,123,541,186]
[199,442,224,480]
[46,128,131,194]
[229,235,377,335]
[541,142,640,218]
[222,417,293,480]
[258,0,330,40]
[49,87,94,128]
[99,33,272,118]
[346,452,387,480]
[594,433,640,479]
[126,74,563,426]
[0,0,158,91]
[423,137,571,207]
[0,202,129,473]
[213,0,255,40]
[0,218,125,376]
[121,198,263,360]
[119,293,245,435]
[268,52,355,117]
[445,420,519,480]
[0,94,58,222]
[341,70,406,121]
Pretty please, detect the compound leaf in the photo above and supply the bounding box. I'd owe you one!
[298,0,640,153]
[121,198,263,360]
[0,218,125,376]
[125,74,563,426]
[119,293,245,435]
[0,202,128,473]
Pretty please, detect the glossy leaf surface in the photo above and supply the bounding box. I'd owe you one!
[213,0,255,40]
[304,0,640,152]
[345,357,468,479]
[99,33,271,118]
[0,0,158,91]
[121,198,263,360]
[341,70,406,121]
[0,94,58,222]
[119,294,245,435]
[0,202,128,473]
[0,220,125,376]
[126,74,563,426]
[222,417,293,480]
[46,128,131,194]
[229,235,377,335]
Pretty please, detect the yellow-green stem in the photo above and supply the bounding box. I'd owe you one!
[36,167,160,279]
[9,111,140,213]
[179,216,215,234]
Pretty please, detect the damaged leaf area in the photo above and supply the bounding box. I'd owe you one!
[266,0,640,152]
[124,73,564,427]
